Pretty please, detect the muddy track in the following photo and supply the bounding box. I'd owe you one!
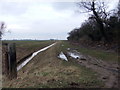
[67,50,119,88]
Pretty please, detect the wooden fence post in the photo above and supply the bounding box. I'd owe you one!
[3,43,9,77]
[8,43,17,79]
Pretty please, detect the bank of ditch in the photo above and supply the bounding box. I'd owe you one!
[2,40,55,82]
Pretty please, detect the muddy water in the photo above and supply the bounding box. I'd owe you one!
[17,43,56,71]
[68,52,81,59]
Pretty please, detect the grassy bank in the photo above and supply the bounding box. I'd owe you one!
[3,41,103,88]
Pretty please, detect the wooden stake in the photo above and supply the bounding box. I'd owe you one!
[8,43,17,79]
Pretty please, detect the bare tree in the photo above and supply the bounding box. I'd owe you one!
[118,0,120,19]
[0,22,6,40]
[77,0,110,41]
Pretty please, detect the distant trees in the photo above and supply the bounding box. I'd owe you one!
[68,18,102,42]
[68,0,120,44]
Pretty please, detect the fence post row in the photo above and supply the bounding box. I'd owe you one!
[3,43,17,80]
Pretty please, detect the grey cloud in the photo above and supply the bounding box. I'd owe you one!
[51,2,77,11]
[0,2,87,40]
[0,2,29,16]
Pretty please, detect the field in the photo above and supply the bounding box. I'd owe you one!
[2,40,55,62]
[2,40,119,88]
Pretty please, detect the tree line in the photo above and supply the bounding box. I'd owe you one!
[67,0,120,44]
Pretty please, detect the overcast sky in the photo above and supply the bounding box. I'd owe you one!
[0,0,119,40]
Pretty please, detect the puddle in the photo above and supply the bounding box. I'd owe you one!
[67,48,70,50]
[61,44,64,46]
[17,43,56,71]
[68,52,82,59]
[58,52,68,61]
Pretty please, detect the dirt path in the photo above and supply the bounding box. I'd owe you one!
[67,50,119,88]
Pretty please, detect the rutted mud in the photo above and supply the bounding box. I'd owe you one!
[66,49,119,88]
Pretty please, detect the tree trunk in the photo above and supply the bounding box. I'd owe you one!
[92,2,109,42]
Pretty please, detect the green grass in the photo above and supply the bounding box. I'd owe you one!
[61,59,103,88]
[61,40,119,63]
[78,47,118,63]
